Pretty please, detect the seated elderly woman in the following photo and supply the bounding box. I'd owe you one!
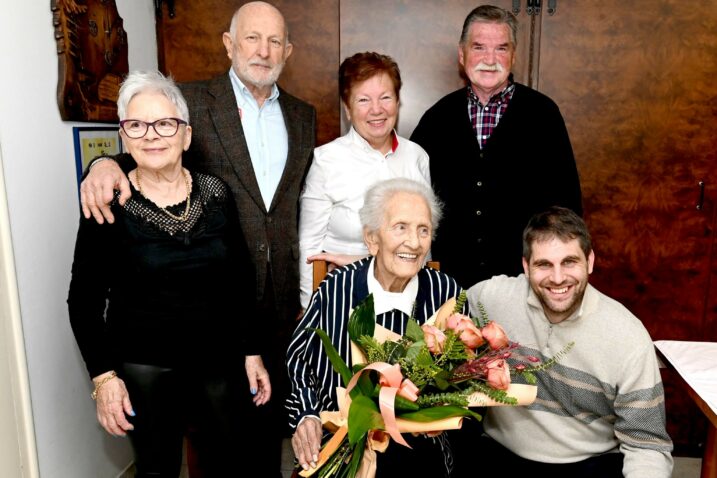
[298,51,431,309]
[288,178,464,477]
[67,71,270,477]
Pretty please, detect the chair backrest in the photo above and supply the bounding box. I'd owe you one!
[311,259,440,289]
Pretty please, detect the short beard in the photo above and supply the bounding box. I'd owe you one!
[238,61,284,88]
[535,281,587,323]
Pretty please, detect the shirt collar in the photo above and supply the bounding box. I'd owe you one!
[348,127,399,156]
[467,76,515,107]
[367,257,418,316]
[228,68,280,107]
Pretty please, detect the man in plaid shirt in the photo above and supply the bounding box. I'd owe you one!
[411,4,582,290]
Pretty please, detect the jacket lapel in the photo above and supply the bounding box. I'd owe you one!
[207,75,266,212]
[269,89,304,212]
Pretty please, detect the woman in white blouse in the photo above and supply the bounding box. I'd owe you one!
[299,52,431,307]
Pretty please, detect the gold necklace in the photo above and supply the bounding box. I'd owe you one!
[135,168,192,221]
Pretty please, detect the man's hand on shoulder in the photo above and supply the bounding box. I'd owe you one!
[80,158,131,224]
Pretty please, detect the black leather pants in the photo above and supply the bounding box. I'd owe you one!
[120,362,244,478]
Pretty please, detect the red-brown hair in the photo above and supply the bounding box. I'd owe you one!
[339,52,402,104]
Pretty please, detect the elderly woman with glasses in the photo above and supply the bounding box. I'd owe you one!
[67,71,270,477]
[288,178,467,477]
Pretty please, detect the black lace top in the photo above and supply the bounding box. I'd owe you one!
[67,171,257,379]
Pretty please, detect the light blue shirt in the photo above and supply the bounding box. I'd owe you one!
[228,69,288,210]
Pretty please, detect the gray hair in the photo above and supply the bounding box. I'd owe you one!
[359,178,443,238]
[460,5,518,48]
[228,2,290,44]
[117,71,189,123]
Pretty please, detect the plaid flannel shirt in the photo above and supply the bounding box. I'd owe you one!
[468,81,515,149]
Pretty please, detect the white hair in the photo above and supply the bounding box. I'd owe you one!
[359,178,443,238]
[116,71,189,122]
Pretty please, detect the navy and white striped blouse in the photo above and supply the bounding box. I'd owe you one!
[286,256,465,428]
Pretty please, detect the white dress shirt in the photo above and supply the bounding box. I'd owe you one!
[298,127,431,307]
[228,69,288,210]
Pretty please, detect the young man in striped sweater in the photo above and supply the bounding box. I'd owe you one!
[466,206,672,478]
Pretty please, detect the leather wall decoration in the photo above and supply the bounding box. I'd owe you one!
[51,0,129,122]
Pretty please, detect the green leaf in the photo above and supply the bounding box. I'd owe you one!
[413,346,434,366]
[405,341,425,360]
[398,404,482,422]
[521,371,537,385]
[393,394,420,412]
[346,434,367,478]
[355,371,376,397]
[308,327,353,387]
[405,319,424,342]
[433,370,450,390]
[348,294,376,343]
[347,394,384,445]
[454,290,467,313]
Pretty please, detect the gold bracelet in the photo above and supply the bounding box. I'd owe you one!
[91,371,117,400]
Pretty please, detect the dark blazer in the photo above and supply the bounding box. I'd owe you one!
[179,73,316,329]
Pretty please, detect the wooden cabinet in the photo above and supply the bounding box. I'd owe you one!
[155,0,716,453]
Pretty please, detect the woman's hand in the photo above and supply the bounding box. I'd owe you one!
[291,416,322,471]
[80,159,131,224]
[306,252,366,272]
[245,355,271,406]
[93,371,135,436]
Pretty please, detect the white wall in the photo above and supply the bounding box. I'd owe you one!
[0,1,157,476]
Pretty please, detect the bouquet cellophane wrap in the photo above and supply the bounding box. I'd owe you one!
[299,299,538,477]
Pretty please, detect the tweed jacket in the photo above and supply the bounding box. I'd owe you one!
[178,73,316,327]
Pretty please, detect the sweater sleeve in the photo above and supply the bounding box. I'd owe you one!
[66,212,120,379]
[616,340,674,478]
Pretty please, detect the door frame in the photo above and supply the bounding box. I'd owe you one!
[0,145,39,477]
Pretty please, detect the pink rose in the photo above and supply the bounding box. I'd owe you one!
[445,313,485,349]
[485,359,511,390]
[422,324,446,353]
[481,321,509,350]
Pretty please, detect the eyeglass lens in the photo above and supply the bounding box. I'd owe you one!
[122,118,182,138]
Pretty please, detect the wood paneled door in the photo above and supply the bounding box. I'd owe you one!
[536,1,717,454]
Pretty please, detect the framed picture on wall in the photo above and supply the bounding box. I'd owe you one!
[72,126,123,193]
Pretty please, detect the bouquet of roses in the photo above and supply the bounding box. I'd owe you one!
[300,291,571,478]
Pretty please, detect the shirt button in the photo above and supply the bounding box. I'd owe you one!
[476,210,482,216]
[476,181,482,187]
